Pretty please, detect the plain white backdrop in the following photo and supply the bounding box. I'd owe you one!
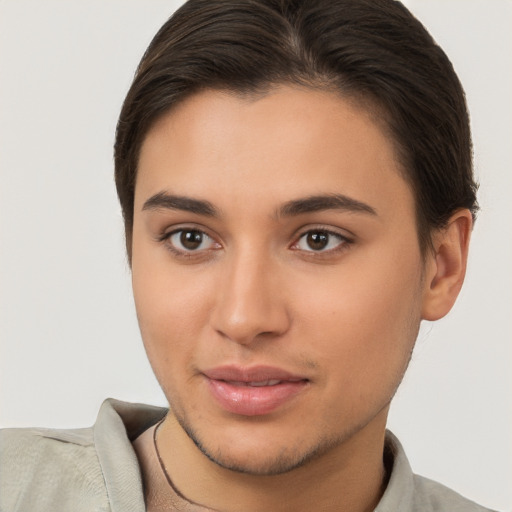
[0,1,510,510]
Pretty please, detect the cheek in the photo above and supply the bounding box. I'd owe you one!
[131,260,214,375]
[295,252,423,387]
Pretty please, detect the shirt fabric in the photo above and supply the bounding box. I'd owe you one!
[0,398,497,512]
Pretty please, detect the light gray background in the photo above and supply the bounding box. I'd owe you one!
[0,1,510,510]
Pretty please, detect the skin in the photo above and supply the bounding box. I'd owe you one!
[131,86,471,512]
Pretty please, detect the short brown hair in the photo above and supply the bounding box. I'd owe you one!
[115,0,478,259]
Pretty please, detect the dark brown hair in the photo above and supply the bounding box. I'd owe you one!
[115,0,478,259]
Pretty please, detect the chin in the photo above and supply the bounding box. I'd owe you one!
[193,438,326,477]
[174,408,352,477]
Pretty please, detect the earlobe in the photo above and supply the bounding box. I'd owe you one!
[421,209,473,321]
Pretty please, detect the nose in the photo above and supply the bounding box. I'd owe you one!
[210,248,290,345]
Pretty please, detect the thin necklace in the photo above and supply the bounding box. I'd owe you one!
[153,419,218,510]
[153,418,183,496]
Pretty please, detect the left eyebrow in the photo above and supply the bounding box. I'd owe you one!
[142,191,218,217]
[278,194,377,217]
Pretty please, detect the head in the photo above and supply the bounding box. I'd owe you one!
[115,0,478,260]
[114,0,477,477]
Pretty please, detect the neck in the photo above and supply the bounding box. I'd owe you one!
[157,410,389,512]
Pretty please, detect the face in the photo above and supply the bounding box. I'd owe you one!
[132,86,427,475]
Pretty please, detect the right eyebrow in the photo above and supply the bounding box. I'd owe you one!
[142,191,218,217]
[278,194,377,217]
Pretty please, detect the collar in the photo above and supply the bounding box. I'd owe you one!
[93,399,416,512]
[93,398,167,512]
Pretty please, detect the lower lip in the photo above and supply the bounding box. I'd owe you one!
[206,378,308,416]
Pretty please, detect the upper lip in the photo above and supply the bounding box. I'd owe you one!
[202,365,309,382]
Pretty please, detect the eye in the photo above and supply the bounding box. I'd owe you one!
[166,229,218,253]
[294,230,349,252]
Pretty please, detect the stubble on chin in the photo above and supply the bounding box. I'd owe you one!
[167,398,390,477]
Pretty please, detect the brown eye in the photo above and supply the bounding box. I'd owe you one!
[306,232,329,251]
[167,229,216,252]
[180,230,203,250]
[295,230,348,253]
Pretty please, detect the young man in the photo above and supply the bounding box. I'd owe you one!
[0,1,500,511]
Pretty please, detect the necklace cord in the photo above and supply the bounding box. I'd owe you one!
[153,417,216,508]
[153,418,181,494]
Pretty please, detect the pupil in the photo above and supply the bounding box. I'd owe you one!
[180,230,203,250]
[307,232,328,250]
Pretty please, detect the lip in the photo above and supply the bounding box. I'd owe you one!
[203,365,310,416]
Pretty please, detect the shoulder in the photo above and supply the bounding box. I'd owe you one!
[377,431,498,512]
[0,399,166,512]
[0,426,108,512]
[412,474,498,512]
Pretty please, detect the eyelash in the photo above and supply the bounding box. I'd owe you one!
[159,227,220,259]
[158,226,353,259]
[291,228,353,256]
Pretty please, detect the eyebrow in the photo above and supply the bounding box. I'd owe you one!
[142,192,218,217]
[278,194,377,217]
[141,191,377,219]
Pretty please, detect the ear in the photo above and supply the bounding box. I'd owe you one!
[421,209,473,321]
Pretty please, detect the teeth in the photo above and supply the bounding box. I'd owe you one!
[228,379,282,387]
[250,379,281,387]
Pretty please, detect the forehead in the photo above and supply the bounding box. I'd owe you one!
[135,86,414,222]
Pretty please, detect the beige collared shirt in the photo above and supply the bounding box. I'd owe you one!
[0,399,497,512]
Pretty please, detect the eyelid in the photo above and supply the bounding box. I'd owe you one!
[158,225,222,258]
[290,226,354,253]
[293,222,355,239]
[158,223,218,242]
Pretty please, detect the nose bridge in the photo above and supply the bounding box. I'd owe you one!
[211,242,289,344]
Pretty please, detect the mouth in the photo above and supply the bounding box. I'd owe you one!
[224,379,294,387]
[202,366,310,416]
